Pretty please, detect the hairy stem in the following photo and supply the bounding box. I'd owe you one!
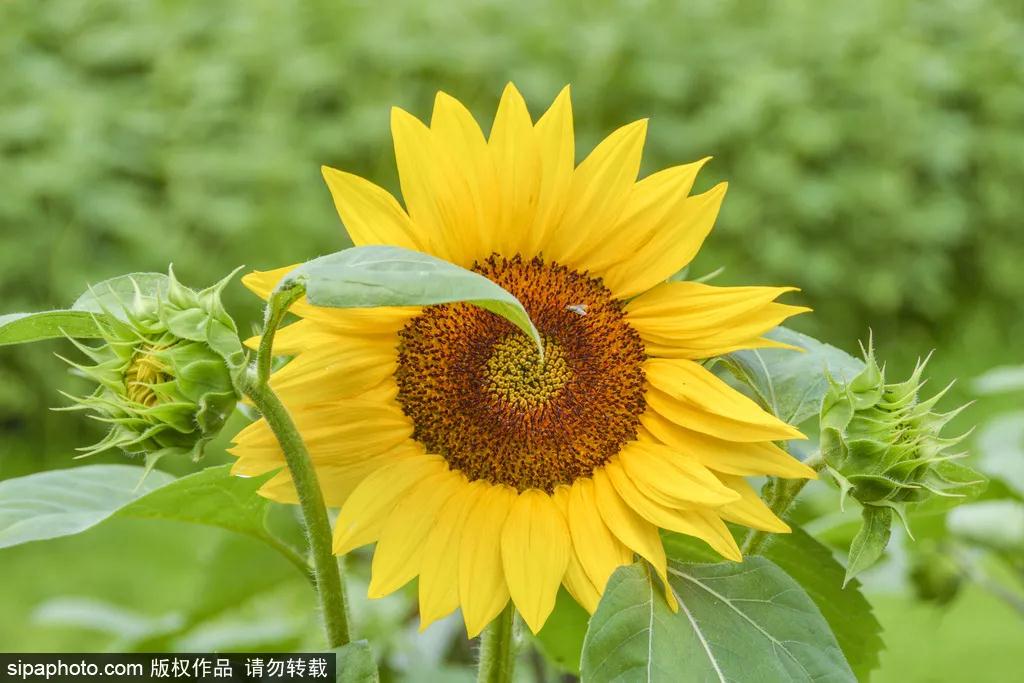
[256,284,305,385]
[742,451,825,556]
[241,281,351,648]
[477,604,518,683]
[241,373,351,646]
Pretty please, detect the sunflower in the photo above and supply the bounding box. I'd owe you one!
[230,84,814,637]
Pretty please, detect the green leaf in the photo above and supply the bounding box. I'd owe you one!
[72,272,170,317]
[581,559,855,682]
[664,527,884,679]
[0,310,106,346]
[0,464,301,568]
[279,246,542,354]
[758,529,884,679]
[533,588,589,674]
[334,640,379,683]
[117,464,277,539]
[0,465,176,548]
[846,506,893,585]
[721,327,864,426]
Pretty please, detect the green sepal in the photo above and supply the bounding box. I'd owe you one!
[57,268,243,463]
[845,505,893,586]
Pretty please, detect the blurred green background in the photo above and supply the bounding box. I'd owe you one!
[2,0,1022,679]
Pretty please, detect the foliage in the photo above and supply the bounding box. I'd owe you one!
[3,0,1024,468]
[1,0,1022,679]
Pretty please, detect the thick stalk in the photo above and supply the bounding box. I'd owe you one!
[241,372,351,647]
[477,604,518,683]
[742,451,825,556]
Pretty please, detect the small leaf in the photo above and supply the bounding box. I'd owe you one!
[0,310,106,346]
[721,326,864,426]
[845,506,893,585]
[0,465,175,548]
[334,640,379,683]
[279,246,542,354]
[72,272,170,318]
[581,559,855,682]
[533,588,589,674]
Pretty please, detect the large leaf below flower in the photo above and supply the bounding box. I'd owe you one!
[663,527,884,680]
[0,465,302,571]
[278,246,542,353]
[720,326,864,426]
[580,559,855,683]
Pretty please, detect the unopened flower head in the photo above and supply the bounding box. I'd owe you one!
[820,341,980,519]
[59,269,243,466]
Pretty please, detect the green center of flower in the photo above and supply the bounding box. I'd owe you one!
[395,254,647,492]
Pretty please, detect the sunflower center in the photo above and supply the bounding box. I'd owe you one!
[485,334,571,409]
[395,254,646,492]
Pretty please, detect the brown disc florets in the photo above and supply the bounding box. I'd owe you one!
[395,254,647,492]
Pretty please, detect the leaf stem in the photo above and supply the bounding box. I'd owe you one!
[742,451,825,556]
[477,604,518,683]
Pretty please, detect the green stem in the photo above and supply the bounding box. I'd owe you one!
[477,604,518,683]
[241,372,351,647]
[742,451,825,556]
[256,284,305,385]
[245,279,351,645]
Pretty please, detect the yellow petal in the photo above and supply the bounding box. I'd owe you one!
[566,479,634,594]
[230,400,413,465]
[500,489,571,634]
[627,281,797,334]
[591,468,678,611]
[640,409,817,479]
[615,441,741,508]
[252,447,411,507]
[268,338,397,403]
[332,455,446,555]
[645,358,805,442]
[604,182,728,298]
[419,479,483,630]
[321,166,424,251]
[584,158,710,275]
[459,483,516,638]
[489,83,541,257]
[430,91,497,261]
[529,86,574,259]
[551,486,603,613]
[715,474,791,533]
[391,107,471,266]
[544,120,647,268]
[243,319,349,355]
[642,335,804,360]
[369,469,463,598]
[604,459,742,562]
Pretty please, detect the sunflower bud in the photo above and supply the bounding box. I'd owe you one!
[819,341,983,582]
[59,269,243,466]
